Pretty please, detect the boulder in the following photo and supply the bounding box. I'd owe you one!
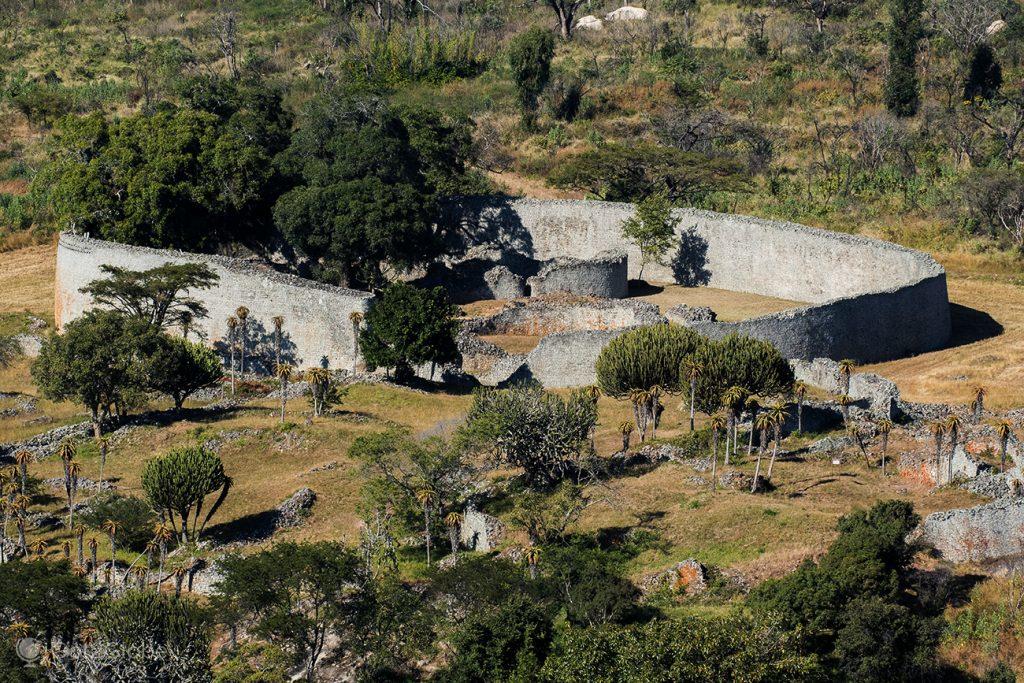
[605,5,649,21]
[640,558,708,595]
[483,265,526,300]
[665,304,717,324]
[915,498,1024,563]
[790,357,902,419]
[276,487,317,529]
[576,14,603,30]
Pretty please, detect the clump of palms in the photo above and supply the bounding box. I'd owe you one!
[14,449,31,496]
[681,358,701,432]
[946,414,962,483]
[102,519,120,589]
[745,397,761,459]
[751,411,773,492]
[56,439,80,528]
[837,394,853,426]
[721,386,747,465]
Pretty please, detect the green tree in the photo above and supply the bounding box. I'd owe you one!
[621,194,680,281]
[442,594,554,683]
[79,262,219,330]
[596,325,706,439]
[689,335,794,414]
[833,596,941,682]
[146,335,223,410]
[0,559,89,648]
[550,142,746,204]
[963,43,1002,102]
[397,104,489,196]
[32,310,159,437]
[79,493,157,551]
[883,0,924,117]
[460,385,597,487]
[215,541,362,682]
[358,283,461,382]
[508,27,555,127]
[273,93,439,288]
[141,445,232,543]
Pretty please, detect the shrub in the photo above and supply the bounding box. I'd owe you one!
[141,445,231,543]
[595,324,706,397]
[79,493,157,551]
[508,27,555,126]
[689,334,794,414]
[146,335,223,410]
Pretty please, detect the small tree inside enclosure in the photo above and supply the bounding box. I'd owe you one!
[141,445,232,543]
[460,384,597,488]
[620,193,680,281]
[595,324,707,440]
[688,335,795,415]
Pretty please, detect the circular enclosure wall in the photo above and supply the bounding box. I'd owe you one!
[443,198,951,365]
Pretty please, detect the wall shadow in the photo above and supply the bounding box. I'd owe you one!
[671,227,711,286]
[211,318,300,375]
[945,302,1004,348]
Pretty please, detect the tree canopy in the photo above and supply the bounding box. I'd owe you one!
[689,334,795,414]
[595,324,706,397]
[80,262,219,329]
[141,445,231,543]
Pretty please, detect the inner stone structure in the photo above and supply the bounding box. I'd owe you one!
[53,197,952,380]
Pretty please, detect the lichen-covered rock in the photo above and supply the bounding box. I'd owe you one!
[915,498,1024,563]
[276,487,317,529]
[640,559,708,595]
[576,14,603,30]
[605,5,649,21]
[665,304,717,324]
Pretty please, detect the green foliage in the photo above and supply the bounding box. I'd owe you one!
[539,612,820,682]
[460,384,597,487]
[0,559,89,647]
[213,642,291,683]
[0,335,20,369]
[350,427,474,534]
[146,335,223,409]
[78,492,157,551]
[141,445,231,543]
[397,104,490,196]
[31,310,159,427]
[833,596,942,682]
[509,482,587,545]
[31,77,289,249]
[358,282,461,380]
[273,93,439,288]
[596,324,706,397]
[443,594,554,683]
[342,25,483,87]
[549,142,746,204]
[508,27,555,125]
[80,262,219,329]
[620,193,680,279]
[883,0,923,117]
[214,542,363,681]
[542,538,642,627]
[689,334,794,413]
[983,662,1018,683]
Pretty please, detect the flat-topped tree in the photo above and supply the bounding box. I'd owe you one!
[80,262,219,330]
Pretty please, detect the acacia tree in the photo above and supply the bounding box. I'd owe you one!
[141,446,232,543]
[621,193,680,281]
[80,262,219,330]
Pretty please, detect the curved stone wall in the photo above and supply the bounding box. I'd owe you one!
[56,234,372,371]
[464,297,664,337]
[444,198,951,363]
[527,251,627,298]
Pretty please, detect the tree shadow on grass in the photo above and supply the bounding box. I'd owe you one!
[946,302,1004,348]
[206,509,282,546]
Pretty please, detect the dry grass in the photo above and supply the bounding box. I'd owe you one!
[632,282,805,321]
[863,276,1024,408]
[0,241,55,320]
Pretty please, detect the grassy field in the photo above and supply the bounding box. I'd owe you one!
[0,241,989,584]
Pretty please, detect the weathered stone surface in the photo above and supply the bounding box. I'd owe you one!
[14,334,42,357]
[527,251,628,299]
[640,559,708,595]
[576,14,603,30]
[483,265,526,300]
[790,357,902,419]
[444,198,950,364]
[665,304,717,324]
[459,507,504,552]
[463,296,664,337]
[275,488,317,529]
[56,233,372,372]
[606,5,649,21]
[916,498,1024,563]
[808,435,855,453]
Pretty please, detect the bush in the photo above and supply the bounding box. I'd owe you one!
[141,445,231,543]
[508,27,555,125]
[146,335,223,409]
[689,334,794,414]
[79,493,157,551]
[595,324,706,397]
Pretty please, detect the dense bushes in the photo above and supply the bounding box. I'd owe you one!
[689,334,794,414]
[595,324,705,397]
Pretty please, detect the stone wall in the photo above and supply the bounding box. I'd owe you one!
[463,297,665,337]
[527,251,627,299]
[444,198,951,363]
[56,233,373,371]
[916,498,1024,563]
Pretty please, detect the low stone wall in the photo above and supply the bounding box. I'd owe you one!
[56,234,373,371]
[444,198,951,364]
[527,251,627,299]
[463,297,665,336]
[510,328,634,388]
[916,498,1024,564]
